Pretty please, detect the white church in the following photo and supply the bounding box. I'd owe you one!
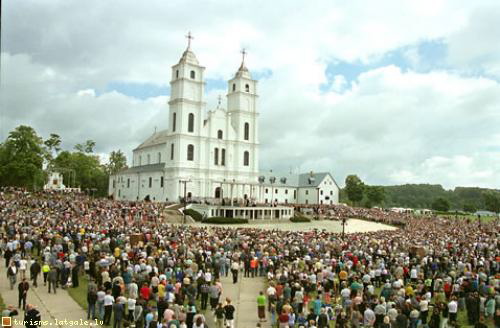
[109,36,340,210]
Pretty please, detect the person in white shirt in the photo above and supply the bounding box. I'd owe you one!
[103,291,115,325]
[96,289,106,321]
[266,285,276,312]
[364,307,376,327]
[19,258,27,279]
[128,281,138,299]
[448,297,458,323]
[419,298,429,325]
[127,297,136,321]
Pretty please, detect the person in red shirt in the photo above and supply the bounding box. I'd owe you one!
[275,284,284,299]
[250,258,259,277]
[278,310,289,328]
[140,283,150,300]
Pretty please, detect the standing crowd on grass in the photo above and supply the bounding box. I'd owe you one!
[0,188,498,328]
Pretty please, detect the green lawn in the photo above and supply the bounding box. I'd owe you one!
[0,293,5,311]
[435,214,498,222]
[66,275,89,311]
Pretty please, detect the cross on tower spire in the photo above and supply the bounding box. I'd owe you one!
[185,31,194,49]
[240,48,247,65]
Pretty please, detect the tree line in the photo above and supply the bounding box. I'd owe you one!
[342,174,500,214]
[0,125,128,196]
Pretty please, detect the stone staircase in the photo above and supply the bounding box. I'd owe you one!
[163,204,195,224]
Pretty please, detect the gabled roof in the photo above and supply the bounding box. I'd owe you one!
[258,171,300,187]
[134,129,169,151]
[116,163,165,175]
[256,171,339,189]
[298,172,330,187]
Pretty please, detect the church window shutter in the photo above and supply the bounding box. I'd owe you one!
[188,113,195,132]
[244,123,250,140]
[187,144,194,161]
[243,151,249,166]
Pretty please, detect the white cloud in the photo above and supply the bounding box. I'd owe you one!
[1,0,500,189]
[447,6,500,77]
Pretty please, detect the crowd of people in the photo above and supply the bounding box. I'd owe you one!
[0,188,498,328]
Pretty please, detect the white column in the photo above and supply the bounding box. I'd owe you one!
[230,183,234,206]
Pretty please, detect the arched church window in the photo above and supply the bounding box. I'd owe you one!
[243,151,249,166]
[172,113,177,132]
[170,143,174,160]
[139,155,142,166]
[188,113,195,132]
[217,130,223,139]
[187,144,194,161]
[244,123,250,140]
[190,70,196,79]
[147,154,150,165]
[245,84,250,92]
[214,148,219,165]
[158,152,161,163]
[221,149,226,166]
[232,83,236,92]
[148,177,152,188]
[176,70,179,78]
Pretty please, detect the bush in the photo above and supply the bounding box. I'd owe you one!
[290,216,311,223]
[434,210,469,216]
[183,208,203,222]
[202,217,248,224]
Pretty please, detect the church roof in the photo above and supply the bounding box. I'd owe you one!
[179,49,199,65]
[235,62,252,79]
[134,129,169,151]
[257,171,338,188]
[117,163,165,175]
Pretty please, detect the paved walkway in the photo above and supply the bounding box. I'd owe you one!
[192,218,396,233]
[0,263,88,328]
[206,274,271,328]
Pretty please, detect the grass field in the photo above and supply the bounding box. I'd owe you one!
[435,214,498,223]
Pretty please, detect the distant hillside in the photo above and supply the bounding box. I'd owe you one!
[340,183,499,211]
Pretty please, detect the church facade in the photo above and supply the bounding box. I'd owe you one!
[109,40,340,206]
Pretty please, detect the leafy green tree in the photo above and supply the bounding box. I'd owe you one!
[44,133,61,154]
[53,150,108,196]
[74,140,96,153]
[0,125,46,189]
[432,197,450,212]
[483,191,500,214]
[345,175,365,206]
[463,203,477,213]
[43,133,62,166]
[365,186,385,207]
[106,150,128,175]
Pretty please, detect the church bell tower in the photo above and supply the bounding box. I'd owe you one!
[169,32,205,136]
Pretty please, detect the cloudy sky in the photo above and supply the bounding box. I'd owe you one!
[1,0,499,189]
